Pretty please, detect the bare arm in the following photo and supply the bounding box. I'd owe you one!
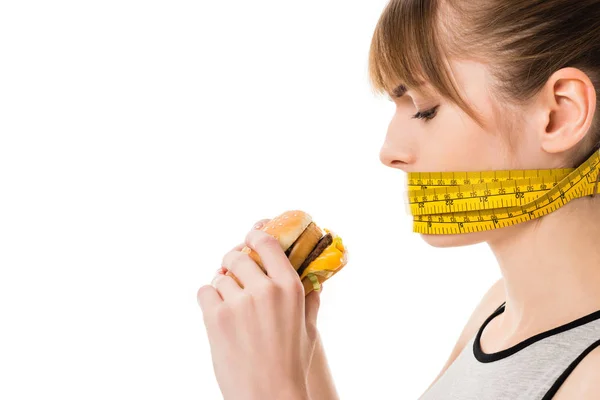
[307,333,339,400]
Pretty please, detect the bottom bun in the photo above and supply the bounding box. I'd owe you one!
[302,273,326,296]
[301,260,346,295]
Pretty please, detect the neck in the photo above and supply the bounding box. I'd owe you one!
[487,195,600,336]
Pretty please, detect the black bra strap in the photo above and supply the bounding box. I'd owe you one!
[495,301,507,313]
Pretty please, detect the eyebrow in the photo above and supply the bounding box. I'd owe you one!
[392,84,408,98]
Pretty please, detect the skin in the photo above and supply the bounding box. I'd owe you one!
[197,58,600,398]
[211,220,339,400]
[197,220,323,400]
[380,59,600,360]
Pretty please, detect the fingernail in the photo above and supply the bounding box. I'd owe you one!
[211,274,224,287]
[253,222,263,229]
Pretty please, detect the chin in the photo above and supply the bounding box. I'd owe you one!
[419,223,525,248]
[419,231,489,248]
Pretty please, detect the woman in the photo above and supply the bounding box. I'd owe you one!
[197,0,600,399]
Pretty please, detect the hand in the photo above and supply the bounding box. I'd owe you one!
[217,219,272,273]
[198,219,321,400]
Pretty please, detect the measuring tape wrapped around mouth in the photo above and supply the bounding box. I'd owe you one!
[405,148,600,234]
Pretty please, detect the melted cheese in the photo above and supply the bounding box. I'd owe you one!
[299,230,347,280]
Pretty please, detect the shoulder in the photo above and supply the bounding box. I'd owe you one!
[460,277,506,338]
[445,277,506,361]
[553,343,600,399]
[420,277,505,396]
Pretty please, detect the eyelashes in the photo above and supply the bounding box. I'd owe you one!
[387,94,440,122]
[412,105,439,121]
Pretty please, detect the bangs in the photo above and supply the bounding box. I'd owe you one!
[368,0,482,124]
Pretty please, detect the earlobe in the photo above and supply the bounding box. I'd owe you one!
[540,68,596,154]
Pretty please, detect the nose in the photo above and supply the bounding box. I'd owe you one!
[379,140,415,172]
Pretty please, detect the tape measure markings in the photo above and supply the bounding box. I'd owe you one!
[405,149,600,234]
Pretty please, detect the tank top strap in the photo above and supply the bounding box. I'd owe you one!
[541,337,600,399]
[420,301,600,400]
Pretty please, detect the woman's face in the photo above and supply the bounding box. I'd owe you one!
[379,59,540,247]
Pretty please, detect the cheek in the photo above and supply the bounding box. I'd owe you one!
[425,104,506,171]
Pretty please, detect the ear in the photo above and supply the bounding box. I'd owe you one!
[538,67,596,154]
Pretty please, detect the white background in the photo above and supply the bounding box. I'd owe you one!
[0,1,501,399]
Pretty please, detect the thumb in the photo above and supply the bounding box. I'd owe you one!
[304,289,321,339]
[252,218,271,230]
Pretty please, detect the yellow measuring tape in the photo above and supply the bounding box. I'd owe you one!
[405,148,600,234]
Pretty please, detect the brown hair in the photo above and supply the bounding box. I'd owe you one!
[368,0,600,165]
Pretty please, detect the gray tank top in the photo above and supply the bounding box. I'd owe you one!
[419,302,600,400]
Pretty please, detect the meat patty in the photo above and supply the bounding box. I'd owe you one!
[297,233,333,276]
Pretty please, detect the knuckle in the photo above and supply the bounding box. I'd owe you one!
[232,242,245,252]
[221,250,233,267]
[284,278,304,296]
[253,218,271,229]
[213,304,233,326]
[196,285,214,309]
[197,284,211,299]
[231,292,253,309]
[222,250,244,268]
[230,251,245,266]
[226,253,251,275]
[306,322,318,340]
[244,229,256,246]
[213,274,227,288]
[257,232,278,247]
[254,281,279,300]
[247,230,278,249]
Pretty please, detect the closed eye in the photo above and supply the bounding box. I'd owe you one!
[412,105,439,121]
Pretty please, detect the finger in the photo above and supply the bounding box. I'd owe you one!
[224,270,244,287]
[252,218,272,230]
[197,284,222,312]
[222,250,269,288]
[231,243,246,253]
[213,266,244,287]
[305,289,321,339]
[244,229,297,282]
[211,273,243,301]
[216,267,243,289]
[229,219,272,253]
[305,290,321,323]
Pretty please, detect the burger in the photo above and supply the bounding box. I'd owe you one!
[229,210,348,295]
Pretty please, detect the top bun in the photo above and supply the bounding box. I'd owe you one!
[241,210,312,271]
[262,210,313,250]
